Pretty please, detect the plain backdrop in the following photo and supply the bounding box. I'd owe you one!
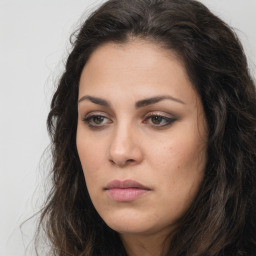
[0,1,255,255]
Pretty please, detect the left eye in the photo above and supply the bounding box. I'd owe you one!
[83,115,110,127]
[143,115,175,127]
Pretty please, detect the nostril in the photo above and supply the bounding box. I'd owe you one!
[109,158,135,166]
[109,159,115,165]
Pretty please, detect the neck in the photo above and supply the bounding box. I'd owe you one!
[120,229,173,256]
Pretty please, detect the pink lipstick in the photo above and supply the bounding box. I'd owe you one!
[105,179,150,202]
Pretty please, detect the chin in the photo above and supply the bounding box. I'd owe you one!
[108,222,150,234]
[101,210,169,236]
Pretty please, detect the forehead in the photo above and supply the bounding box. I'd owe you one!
[78,39,197,106]
[83,39,183,76]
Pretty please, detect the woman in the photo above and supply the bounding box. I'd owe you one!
[39,0,256,255]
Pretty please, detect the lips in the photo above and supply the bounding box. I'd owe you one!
[105,179,151,202]
[106,179,150,190]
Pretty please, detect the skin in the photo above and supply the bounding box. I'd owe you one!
[76,39,208,256]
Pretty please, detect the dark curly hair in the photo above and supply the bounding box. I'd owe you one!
[38,0,256,255]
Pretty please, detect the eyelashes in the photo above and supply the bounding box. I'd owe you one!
[83,115,112,128]
[142,113,176,127]
[82,112,176,130]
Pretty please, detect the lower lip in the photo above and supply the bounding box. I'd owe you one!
[106,188,149,202]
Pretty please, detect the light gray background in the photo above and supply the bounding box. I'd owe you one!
[0,1,255,255]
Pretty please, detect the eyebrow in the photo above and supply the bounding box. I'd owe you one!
[135,95,184,108]
[78,95,184,107]
[78,95,110,107]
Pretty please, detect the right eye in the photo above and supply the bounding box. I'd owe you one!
[82,115,111,128]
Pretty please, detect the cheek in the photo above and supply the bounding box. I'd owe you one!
[151,138,205,175]
[76,129,106,188]
[76,127,106,167]
[150,130,206,203]
[76,140,104,202]
[166,121,207,169]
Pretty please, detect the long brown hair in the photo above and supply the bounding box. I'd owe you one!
[38,0,256,255]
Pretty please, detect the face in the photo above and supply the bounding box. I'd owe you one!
[76,39,208,238]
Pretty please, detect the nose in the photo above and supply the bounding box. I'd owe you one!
[108,125,143,167]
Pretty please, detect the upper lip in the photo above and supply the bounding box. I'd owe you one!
[105,179,151,190]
